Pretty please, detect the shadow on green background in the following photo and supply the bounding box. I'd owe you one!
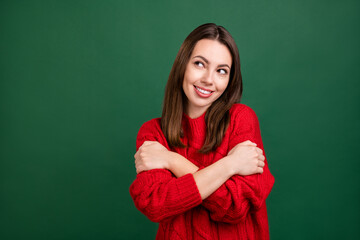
[1,0,359,239]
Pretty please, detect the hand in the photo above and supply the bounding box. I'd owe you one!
[134,141,171,174]
[226,140,265,176]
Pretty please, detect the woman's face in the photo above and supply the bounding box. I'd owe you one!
[182,39,232,118]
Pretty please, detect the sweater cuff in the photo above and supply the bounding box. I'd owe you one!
[176,173,202,208]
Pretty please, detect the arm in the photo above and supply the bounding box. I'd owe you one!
[135,106,275,223]
[136,140,264,200]
[129,170,202,222]
[200,106,275,223]
[163,141,264,200]
[134,140,266,223]
[129,120,202,223]
[131,128,261,223]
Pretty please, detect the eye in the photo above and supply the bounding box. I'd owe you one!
[194,61,204,68]
[218,69,228,75]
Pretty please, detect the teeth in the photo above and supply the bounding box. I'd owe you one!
[196,86,211,94]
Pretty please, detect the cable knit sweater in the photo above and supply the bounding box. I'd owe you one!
[129,103,275,240]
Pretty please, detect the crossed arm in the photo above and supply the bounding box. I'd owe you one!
[130,138,273,223]
[129,108,275,223]
[134,140,265,200]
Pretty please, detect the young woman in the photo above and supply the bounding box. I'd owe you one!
[129,23,275,240]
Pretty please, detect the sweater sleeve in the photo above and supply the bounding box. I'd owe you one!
[129,120,202,223]
[201,105,275,223]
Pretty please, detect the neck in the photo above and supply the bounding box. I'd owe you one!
[186,105,209,119]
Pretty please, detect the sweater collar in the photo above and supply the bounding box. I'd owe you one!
[182,111,206,148]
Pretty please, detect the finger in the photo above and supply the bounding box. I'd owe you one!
[135,151,142,161]
[256,147,263,155]
[256,153,265,161]
[136,167,143,174]
[258,161,265,168]
[138,144,144,151]
[136,164,143,174]
[257,167,264,174]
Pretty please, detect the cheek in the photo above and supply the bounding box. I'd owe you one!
[183,69,192,86]
[184,68,203,85]
[217,79,230,93]
[182,74,192,96]
[183,75,191,92]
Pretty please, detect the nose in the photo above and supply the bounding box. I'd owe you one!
[200,70,214,85]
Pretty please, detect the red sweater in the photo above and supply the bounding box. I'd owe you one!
[129,104,275,240]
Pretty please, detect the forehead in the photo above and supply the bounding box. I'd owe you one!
[191,39,232,66]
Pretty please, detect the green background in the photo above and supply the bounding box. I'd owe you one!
[1,0,359,239]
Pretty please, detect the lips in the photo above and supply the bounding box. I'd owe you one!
[194,85,214,98]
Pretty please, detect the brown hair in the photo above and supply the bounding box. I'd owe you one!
[161,23,243,153]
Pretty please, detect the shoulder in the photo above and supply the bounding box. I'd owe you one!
[137,117,163,140]
[227,103,263,150]
[229,103,258,122]
[136,117,168,150]
[138,118,162,135]
[228,103,261,136]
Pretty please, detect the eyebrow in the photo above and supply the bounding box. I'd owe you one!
[193,55,231,69]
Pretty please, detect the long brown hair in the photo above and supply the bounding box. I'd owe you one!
[161,23,243,153]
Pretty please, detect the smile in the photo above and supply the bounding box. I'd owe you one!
[194,85,214,97]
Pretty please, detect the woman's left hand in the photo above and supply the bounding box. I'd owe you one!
[134,141,171,174]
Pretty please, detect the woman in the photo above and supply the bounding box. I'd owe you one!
[129,23,275,240]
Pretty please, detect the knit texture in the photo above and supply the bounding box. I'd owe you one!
[129,103,275,240]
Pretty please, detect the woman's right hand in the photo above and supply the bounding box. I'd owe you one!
[226,140,265,176]
[134,141,171,174]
